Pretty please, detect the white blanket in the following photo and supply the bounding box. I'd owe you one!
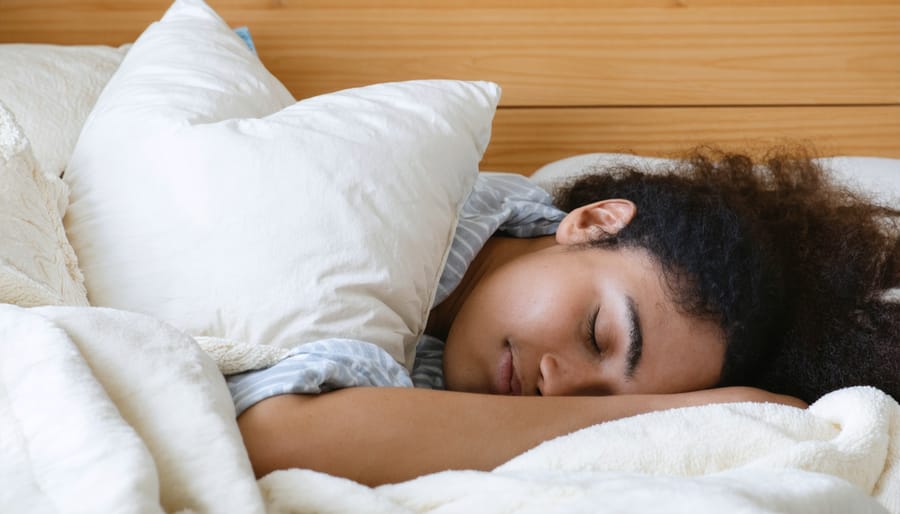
[1,304,897,514]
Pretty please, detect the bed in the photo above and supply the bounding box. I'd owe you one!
[1,1,898,513]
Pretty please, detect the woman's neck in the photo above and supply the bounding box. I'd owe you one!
[425,235,557,340]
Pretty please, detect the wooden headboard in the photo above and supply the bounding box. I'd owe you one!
[2,0,898,173]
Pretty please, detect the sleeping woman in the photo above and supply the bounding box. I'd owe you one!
[230,147,900,486]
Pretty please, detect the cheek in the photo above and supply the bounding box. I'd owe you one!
[442,258,583,387]
[509,282,587,341]
[442,325,474,390]
[441,290,506,390]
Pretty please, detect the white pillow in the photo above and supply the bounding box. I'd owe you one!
[64,0,500,371]
[0,101,88,306]
[0,32,259,179]
[0,44,129,178]
[530,153,675,195]
[531,152,900,207]
[817,156,900,207]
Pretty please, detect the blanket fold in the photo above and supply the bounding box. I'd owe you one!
[498,386,899,513]
[1,305,265,514]
[0,305,162,514]
[2,304,896,514]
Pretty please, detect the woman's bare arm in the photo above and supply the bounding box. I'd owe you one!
[237,387,805,487]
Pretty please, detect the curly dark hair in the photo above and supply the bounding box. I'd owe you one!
[553,147,900,403]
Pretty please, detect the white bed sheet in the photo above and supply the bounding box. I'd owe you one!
[531,154,900,208]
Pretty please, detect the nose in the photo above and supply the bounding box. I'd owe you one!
[537,353,609,396]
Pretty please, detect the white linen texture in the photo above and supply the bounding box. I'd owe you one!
[0,101,88,306]
[531,152,900,206]
[1,303,896,514]
[0,43,128,178]
[0,304,260,514]
[63,0,499,373]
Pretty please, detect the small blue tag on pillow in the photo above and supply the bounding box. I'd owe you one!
[233,26,257,55]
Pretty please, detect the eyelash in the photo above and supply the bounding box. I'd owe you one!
[586,308,602,356]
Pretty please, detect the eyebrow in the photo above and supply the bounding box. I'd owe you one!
[624,295,644,379]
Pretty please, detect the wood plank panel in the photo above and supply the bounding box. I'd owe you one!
[1,1,897,107]
[484,105,900,173]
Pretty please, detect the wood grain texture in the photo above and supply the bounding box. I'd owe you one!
[1,1,897,106]
[1,0,897,166]
[485,106,900,173]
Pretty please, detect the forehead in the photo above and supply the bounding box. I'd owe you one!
[613,252,726,391]
[635,290,726,390]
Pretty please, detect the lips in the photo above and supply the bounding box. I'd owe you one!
[509,356,522,395]
[495,344,523,395]
[495,346,512,394]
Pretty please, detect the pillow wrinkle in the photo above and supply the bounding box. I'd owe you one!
[64,0,499,374]
[0,43,129,177]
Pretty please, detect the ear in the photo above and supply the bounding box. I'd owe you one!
[555,199,636,245]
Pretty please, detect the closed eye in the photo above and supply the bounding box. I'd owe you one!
[586,307,602,355]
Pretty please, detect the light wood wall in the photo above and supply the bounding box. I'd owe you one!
[2,0,898,172]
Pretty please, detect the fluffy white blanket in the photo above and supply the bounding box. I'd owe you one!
[2,304,897,514]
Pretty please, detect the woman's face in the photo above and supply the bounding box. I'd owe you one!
[442,242,726,397]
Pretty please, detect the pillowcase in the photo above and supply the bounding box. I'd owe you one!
[0,44,129,178]
[64,0,500,371]
[0,101,88,306]
[0,30,256,179]
[817,156,900,207]
[531,152,900,207]
[530,153,676,195]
